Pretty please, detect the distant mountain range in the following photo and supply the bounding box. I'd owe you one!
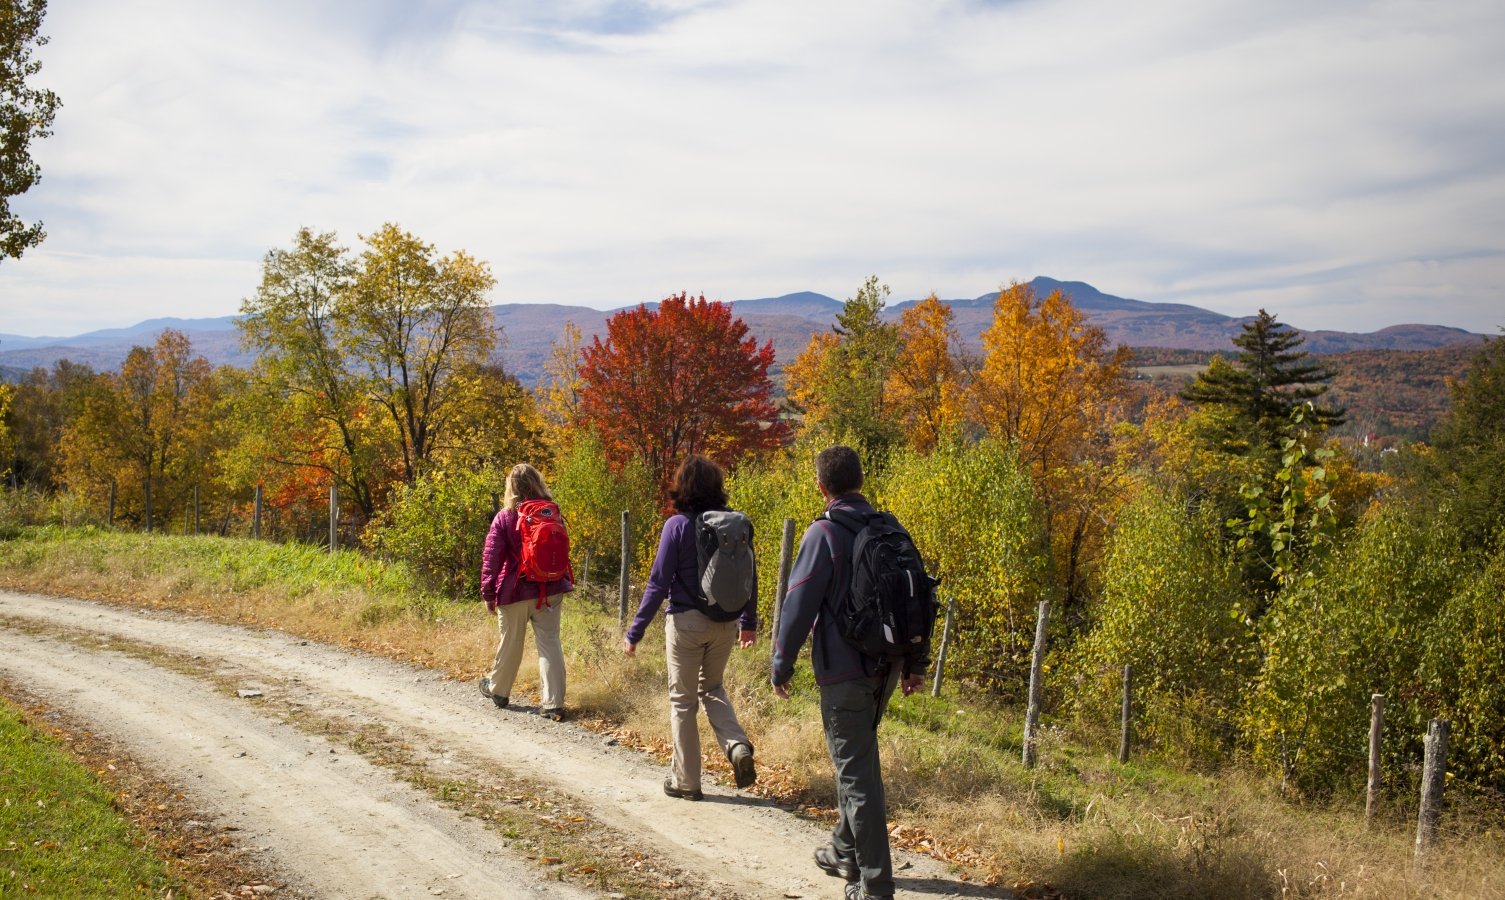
[3,277,1488,385]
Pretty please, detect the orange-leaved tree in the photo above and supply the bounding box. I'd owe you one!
[577,293,789,497]
[885,293,968,452]
[968,281,1132,619]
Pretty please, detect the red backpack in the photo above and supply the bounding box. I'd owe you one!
[517,499,571,607]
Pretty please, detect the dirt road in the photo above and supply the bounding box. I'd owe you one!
[0,590,1004,900]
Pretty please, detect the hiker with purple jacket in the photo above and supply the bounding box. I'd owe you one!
[771,445,929,900]
[478,463,573,722]
[624,454,759,800]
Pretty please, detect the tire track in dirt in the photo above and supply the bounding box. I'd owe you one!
[0,590,1007,899]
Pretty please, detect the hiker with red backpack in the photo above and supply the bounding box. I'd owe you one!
[624,454,758,800]
[479,463,573,722]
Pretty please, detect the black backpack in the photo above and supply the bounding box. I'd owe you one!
[824,508,938,659]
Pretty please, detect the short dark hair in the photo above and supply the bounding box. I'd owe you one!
[669,454,727,514]
[815,445,863,495]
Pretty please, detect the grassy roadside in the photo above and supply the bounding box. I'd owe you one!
[2,526,1503,899]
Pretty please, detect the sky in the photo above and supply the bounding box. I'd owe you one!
[2,0,1504,338]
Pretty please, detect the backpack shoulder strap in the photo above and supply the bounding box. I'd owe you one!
[822,507,870,535]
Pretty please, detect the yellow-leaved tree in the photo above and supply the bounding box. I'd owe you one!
[884,294,967,452]
[968,281,1132,619]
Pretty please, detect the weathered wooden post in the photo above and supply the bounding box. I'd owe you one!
[491,492,501,516]
[107,479,116,527]
[143,475,153,533]
[193,484,200,534]
[1415,718,1450,859]
[930,597,956,698]
[328,483,338,552]
[618,510,631,625]
[582,550,591,587]
[1366,693,1385,827]
[1119,664,1133,764]
[252,484,263,540]
[1022,599,1050,768]
[772,518,796,644]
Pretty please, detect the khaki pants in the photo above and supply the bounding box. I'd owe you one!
[666,609,750,791]
[485,594,566,709]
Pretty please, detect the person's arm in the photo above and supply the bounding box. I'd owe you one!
[479,511,508,611]
[624,518,679,653]
[770,521,834,691]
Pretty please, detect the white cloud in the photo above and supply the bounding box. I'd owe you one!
[2,0,1503,337]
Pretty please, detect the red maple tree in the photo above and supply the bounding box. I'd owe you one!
[577,293,790,494]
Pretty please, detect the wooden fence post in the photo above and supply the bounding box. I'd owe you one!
[1366,693,1384,827]
[930,597,956,698]
[328,483,338,552]
[107,479,116,527]
[772,518,796,644]
[1415,718,1450,859]
[491,492,500,516]
[618,510,631,625]
[1119,664,1133,764]
[582,550,591,587]
[193,484,200,534]
[1022,599,1050,768]
[252,485,263,540]
[144,475,153,533]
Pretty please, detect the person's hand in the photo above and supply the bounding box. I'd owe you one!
[901,674,925,696]
[623,639,637,657]
[773,680,791,699]
[485,599,497,614]
[737,629,755,649]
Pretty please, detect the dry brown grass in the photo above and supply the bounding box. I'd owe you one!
[3,528,1503,899]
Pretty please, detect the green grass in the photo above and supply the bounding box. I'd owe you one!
[0,697,176,897]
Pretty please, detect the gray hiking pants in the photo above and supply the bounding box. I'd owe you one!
[819,668,900,898]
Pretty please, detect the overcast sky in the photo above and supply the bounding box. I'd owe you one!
[3,0,1503,338]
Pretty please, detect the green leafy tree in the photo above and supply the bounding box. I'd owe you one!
[547,429,659,583]
[875,438,1052,696]
[0,0,60,260]
[1181,309,1344,455]
[1071,485,1253,763]
[365,463,505,598]
[1429,334,1505,551]
[785,276,901,456]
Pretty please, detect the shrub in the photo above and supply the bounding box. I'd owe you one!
[874,439,1052,697]
[726,437,827,627]
[364,464,504,598]
[1069,485,1254,765]
[547,430,659,585]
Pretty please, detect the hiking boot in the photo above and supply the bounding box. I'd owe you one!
[662,779,703,801]
[541,707,566,722]
[478,677,508,709]
[844,883,892,900]
[729,742,756,789]
[814,845,858,882]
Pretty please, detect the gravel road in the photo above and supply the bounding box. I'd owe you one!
[0,590,1006,899]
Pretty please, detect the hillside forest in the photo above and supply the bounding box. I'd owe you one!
[2,225,1503,805]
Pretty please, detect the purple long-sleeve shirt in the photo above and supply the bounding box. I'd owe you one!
[626,512,759,645]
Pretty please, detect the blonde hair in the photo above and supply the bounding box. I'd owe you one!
[502,463,552,510]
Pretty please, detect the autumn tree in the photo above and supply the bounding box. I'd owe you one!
[1427,334,1505,551]
[577,292,789,494]
[237,225,503,523]
[345,224,499,483]
[1,0,60,260]
[535,320,585,451]
[1,360,96,489]
[1180,308,1343,455]
[968,281,1132,617]
[59,330,216,530]
[784,276,900,455]
[884,294,967,452]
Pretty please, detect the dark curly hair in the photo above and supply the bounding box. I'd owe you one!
[669,454,727,515]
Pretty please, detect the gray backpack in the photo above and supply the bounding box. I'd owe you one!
[693,510,756,622]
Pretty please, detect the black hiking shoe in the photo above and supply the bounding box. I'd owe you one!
[541,707,566,722]
[729,742,756,789]
[814,845,859,882]
[844,883,892,900]
[478,677,508,709]
[663,779,703,801]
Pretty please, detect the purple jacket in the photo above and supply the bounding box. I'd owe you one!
[480,507,574,607]
[626,512,759,645]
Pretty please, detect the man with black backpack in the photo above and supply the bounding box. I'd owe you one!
[771,445,935,900]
